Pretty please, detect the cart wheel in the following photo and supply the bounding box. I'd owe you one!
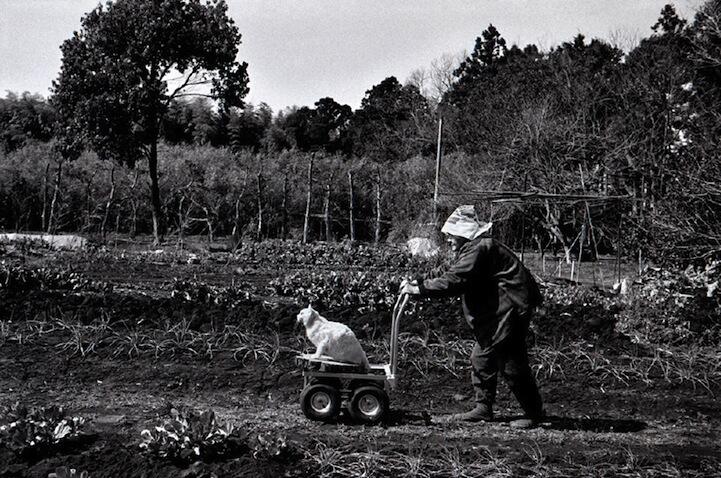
[300,384,341,422]
[349,386,388,424]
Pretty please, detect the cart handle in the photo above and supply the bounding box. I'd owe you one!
[390,293,410,378]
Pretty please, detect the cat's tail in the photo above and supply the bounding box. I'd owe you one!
[361,353,371,371]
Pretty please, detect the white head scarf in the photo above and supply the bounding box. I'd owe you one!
[441,205,492,240]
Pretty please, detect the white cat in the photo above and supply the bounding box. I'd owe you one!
[297,305,371,369]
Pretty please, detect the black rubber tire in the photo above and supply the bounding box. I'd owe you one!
[349,386,389,424]
[300,384,341,422]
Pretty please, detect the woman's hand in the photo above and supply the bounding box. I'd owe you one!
[399,278,420,295]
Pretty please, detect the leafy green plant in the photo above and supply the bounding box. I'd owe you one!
[0,403,85,456]
[171,278,214,304]
[0,263,110,297]
[269,270,400,312]
[48,467,89,478]
[139,407,246,464]
[171,278,253,308]
[252,431,291,460]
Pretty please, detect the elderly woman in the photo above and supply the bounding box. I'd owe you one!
[401,205,544,429]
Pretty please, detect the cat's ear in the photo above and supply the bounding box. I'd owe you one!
[308,303,314,311]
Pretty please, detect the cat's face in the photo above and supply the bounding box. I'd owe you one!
[296,305,318,328]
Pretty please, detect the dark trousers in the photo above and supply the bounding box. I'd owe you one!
[470,314,543,419]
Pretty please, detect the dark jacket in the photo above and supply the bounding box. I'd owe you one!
[418,237,542,344]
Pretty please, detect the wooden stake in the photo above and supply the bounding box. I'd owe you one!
[203,206,214,243]
[256,172,263,241]
[114,213,120,248]
[303,154,314,244]
[374,168,382,244]
[616,214,623,284]
[348,170,356,242]
[323,178,332,242]
[101,166,116,241]
[41,162,49,232]
[48,159,62,234]
[178,196,186,244]
[129,169,139,239]
[577,222,586,282]
[520,173,528,263]
[231,196,240,245]
[281,173,288,239]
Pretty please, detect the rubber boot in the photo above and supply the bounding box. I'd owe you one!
[510,410,545,429]
[446,403,493,423]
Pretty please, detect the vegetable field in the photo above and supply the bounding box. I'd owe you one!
[1,238,720,477]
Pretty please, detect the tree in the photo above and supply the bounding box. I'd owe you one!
[310,97,352,154]
[229,102,272,152]
[262,108,297,152]
[447,24,508,104]
[349,76,433,161]
[406,51,464,106]
[653,4,687,35]
[0,92,56,153]
[52,0,249,244]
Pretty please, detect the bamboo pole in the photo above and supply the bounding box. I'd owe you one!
[433,116,443,225]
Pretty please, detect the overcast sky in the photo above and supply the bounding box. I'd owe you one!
[0,0,705,112]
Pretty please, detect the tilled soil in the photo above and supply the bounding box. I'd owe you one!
[1,248,721,477]
[1,337,720,477]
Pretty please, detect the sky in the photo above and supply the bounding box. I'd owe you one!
[0,0,706,113]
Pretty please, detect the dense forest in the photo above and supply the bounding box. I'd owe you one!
[1,3,720,262]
